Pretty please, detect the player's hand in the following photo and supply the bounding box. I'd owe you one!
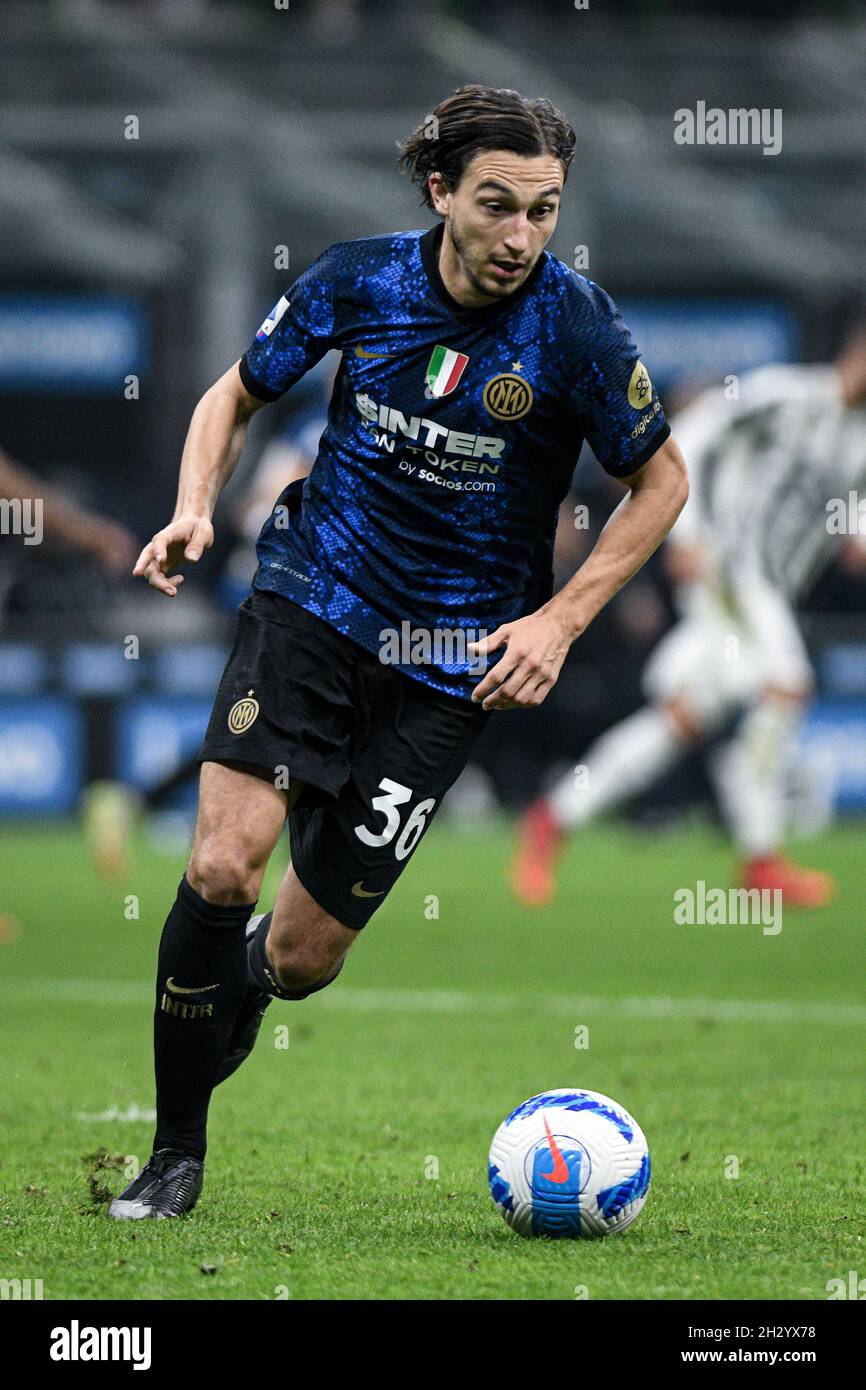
[468,610,572,711]
[133,515,214,597]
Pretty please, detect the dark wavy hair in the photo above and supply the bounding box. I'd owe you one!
[397,85,576,210]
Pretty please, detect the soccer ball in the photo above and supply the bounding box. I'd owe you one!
[488,1088,650,1239]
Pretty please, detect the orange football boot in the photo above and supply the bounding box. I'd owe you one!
[741,853,835,909]
[512,799,564,907]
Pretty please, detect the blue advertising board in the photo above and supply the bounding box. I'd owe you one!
[0,697,84,814]
[0,293,148,393]
[619,299,798,392]
[799,699,866,812]
[115,696,212,807]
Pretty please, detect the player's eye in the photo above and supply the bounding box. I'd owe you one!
[483,201,504,213]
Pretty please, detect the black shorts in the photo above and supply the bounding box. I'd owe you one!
[198,588,489,928]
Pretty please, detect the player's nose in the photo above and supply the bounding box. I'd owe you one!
[503,215,531,251]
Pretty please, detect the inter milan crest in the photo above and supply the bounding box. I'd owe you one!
[482,371,534,421]
[425,344,469,398]
[227,690,260,734]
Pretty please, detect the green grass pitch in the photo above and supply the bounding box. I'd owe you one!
[0,818,863,1300]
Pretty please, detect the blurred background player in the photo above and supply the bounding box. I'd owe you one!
[513,325,866,909]
[0,446,136,608]
[1,446,138,895]
[82,356,336,881]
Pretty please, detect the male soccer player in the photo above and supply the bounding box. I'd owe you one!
[110,85,687,1218]
[513,331,866,909]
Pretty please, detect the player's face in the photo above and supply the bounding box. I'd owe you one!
[430,150,564,307]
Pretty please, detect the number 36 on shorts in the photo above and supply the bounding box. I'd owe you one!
[354,778,436,861]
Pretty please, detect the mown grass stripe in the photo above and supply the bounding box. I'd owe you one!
[0,978,863,1025]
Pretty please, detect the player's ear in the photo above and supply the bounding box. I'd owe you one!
[428,172,449,214]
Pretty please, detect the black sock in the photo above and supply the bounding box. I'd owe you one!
[247,912,344,1000]
[153,876,256,1160]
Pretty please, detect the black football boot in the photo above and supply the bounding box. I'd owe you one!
[108,1149,204,1220]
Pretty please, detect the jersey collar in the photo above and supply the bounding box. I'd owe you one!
[419,223,544,323]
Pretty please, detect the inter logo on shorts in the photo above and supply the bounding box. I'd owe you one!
[483,372,534,421]
[227,691,259,735]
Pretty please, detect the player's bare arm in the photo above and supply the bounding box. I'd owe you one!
[133,360,266,596]
[471,435,688,710]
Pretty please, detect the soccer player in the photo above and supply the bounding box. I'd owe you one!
[513,331,866,909]
[110,85,687,1219]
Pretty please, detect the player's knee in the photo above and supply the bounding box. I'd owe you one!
[187,840,265,906]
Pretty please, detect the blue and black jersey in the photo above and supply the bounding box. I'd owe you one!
[240,224,669,699]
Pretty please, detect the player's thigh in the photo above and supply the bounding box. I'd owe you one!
[191,591,362,901]
[187,761,296,901]
[287,676,490,930]
[198,589,360,797]
[643,608,755,734]
[738,576,814,696]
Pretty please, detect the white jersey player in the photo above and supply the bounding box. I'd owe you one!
[513,330,866,909]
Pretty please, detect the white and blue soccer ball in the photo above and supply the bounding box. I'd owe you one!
[488,1088,650,1239]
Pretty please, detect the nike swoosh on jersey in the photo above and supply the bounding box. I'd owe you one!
[353,346,395,359]
[165,977,221,996]
[540,1115,570,1184]
[351,881,387,898]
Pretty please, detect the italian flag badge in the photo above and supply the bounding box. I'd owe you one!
[425,344,469,398]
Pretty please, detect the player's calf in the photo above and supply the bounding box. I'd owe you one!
[215,902,350,1086]
[215,912,275,1086]
[261,864,357,996]
[247,908,348,1000]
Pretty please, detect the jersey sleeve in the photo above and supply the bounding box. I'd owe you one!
[565,280,670,478]
[239,245,342,402]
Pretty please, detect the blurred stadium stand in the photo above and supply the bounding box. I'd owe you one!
[1,0,865,819]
